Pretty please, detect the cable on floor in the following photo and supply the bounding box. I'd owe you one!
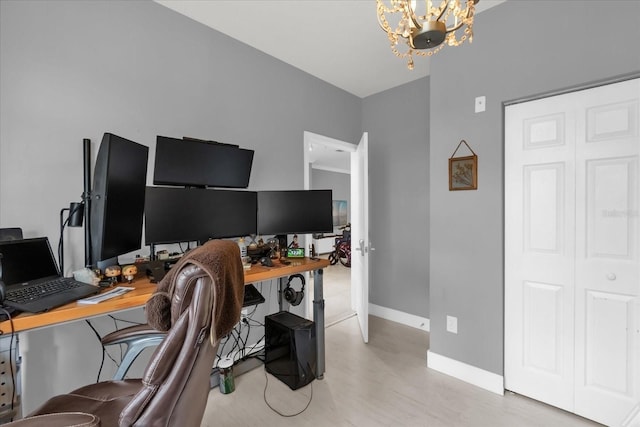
[262,371,313,417]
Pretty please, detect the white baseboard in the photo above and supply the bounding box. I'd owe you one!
[369,303,430,331]
[427,350,504,395]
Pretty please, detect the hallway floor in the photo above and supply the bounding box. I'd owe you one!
[320,260,354,326]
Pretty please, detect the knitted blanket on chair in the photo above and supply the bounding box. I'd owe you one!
[145,239,244,341]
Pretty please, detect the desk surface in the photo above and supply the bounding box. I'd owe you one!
[0,257,329,334]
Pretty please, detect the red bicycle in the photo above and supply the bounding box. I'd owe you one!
[328,223,351,267]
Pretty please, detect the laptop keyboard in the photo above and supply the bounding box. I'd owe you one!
[6,278,86,304]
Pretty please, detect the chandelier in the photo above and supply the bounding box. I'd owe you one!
[377,0,478,69]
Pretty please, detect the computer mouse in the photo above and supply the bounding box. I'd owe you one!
[259,257,273,267]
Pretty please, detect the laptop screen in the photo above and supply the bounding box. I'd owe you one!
[0,238,60,286]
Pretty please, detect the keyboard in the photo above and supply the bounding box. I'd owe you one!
[7,278,84,303]
[4,277,99,313]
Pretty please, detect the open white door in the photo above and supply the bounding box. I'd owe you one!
[303,130,369,344]
[351,132,370,343]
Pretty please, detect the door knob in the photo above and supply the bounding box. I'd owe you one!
[606,273,616,281]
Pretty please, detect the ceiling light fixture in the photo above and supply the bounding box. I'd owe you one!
[377,0,479,70]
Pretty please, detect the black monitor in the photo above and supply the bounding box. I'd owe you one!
[90,133,149,267]
[257,190,333,236]
[144,187,257,245]
[153,136,254,188]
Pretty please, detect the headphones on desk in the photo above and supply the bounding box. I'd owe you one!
[283,274,305,306]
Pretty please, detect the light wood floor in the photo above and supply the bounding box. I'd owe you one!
[202,315,600,426]
[321,260,354,326]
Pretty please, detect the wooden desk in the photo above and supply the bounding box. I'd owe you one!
[0,257,329,373]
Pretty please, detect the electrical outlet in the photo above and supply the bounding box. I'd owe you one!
[475,96,486,113]
[446,315,458,334]
[241,308,249,321]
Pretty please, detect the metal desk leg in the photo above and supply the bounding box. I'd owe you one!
[278,277,289,312]
[313,268,325,379]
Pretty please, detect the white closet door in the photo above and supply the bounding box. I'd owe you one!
[505,92,577,412]
[574,79,640,426]
[505,78,640,426]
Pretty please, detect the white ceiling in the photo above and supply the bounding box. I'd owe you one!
[155,0,506,99]
[154,0,506,171]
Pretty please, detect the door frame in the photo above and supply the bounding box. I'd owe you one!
[302,131,360,321]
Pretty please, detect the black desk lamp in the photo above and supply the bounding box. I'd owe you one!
[58,202,84,276]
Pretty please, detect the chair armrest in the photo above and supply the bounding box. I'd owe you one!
[101,323,166,346]
[102,324,167,380]
[4,412,100,427]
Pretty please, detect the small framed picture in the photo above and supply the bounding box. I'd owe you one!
[449,154,477,191]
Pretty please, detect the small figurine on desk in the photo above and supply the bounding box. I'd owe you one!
[289,234,299,249]
[103,265,121,287]
[121,264,137,283]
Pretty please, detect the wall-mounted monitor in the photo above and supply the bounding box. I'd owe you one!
[257,190,333,236]
[90,133,149,266]
[144,187,257,245]
[153,136,254,188]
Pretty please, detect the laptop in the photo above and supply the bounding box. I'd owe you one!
[0,237,99,313]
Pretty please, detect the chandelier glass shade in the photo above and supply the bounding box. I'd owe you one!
[377,0,478,69]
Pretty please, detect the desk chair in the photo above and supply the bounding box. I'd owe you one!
[101,324,166,380]
[7,240,243,427]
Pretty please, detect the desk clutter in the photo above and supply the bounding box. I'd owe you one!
[0,130,336,422]
[0,252,329,424]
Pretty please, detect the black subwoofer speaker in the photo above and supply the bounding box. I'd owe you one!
[265,311,316,390]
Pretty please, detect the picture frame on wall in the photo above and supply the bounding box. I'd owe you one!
[332,200,348,226]
[449,140,478,191]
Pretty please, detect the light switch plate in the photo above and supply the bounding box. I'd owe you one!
[475,96,486,113]
[446,315,458,334]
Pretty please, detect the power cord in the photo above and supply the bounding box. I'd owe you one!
[107,314,144,326]
[84,320,121,382]
[57,202,83,276]
[217,302,264,363]
[106,315,144,361]
[84,320,106,382]
[263,370,313,417]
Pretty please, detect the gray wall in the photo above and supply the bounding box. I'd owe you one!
[363,78,429,317]
[0,0,361,412]
[429,0,640,375]
[0,0,362,267]
[311,168,351,226]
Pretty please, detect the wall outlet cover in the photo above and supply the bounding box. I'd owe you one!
[446,315,458,334]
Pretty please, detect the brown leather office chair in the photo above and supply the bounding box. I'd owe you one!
[8,240,244,427]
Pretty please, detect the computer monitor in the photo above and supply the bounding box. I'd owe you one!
[257,190,333,236]
[144,187,258,245]
[153,136,254,188]
[89,133,149,267]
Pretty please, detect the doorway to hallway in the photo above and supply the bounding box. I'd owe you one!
[321,258,355,326]
[303,131,365,333]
